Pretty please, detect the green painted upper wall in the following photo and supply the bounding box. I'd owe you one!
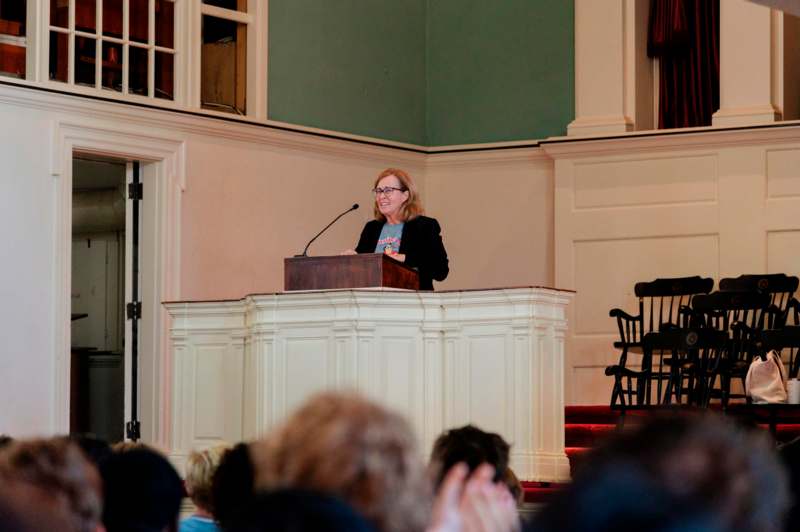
[267,1,574,146]
[268,0,427,145]
[426,0,574,146]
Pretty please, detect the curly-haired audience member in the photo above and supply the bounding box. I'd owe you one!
[251,392,431,532]
[181,446,228,532]
[0,438,103,532]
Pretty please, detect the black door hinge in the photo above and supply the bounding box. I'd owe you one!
[126,301,142,320]
[128,183,143,201]
[125,420,141,441]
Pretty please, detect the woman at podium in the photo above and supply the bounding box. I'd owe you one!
[351,168,449,290]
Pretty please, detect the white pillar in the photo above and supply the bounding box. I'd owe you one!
[713,1,780,126]
[568,0,653,136]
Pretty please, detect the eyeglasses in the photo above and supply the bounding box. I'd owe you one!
[372,186,406,196]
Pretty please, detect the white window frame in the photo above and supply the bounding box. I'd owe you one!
[11,0,267,121]
[186,0,266,119]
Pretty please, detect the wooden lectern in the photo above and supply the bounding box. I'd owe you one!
[284,253,420,291]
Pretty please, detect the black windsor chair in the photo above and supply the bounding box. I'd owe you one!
[690,291,772,407]
[606,276,714,410]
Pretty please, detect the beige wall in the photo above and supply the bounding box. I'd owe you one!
[179,135,425,300]
[426,149,554,290]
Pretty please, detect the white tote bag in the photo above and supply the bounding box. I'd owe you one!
[745,349,787,404]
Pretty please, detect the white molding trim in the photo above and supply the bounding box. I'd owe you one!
[566,115,635,137]
[542,122,800,159]
[712,104,782,127]
[51,119,185,442]
[0,84,425,165]
[425,146,549,168]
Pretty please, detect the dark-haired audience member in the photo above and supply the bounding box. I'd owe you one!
[181,446,227,532]
[779,435,800,532]
[68,434,113,470]
[529,413,789,532]
[430,424,518,514]
[0,435,13,449]
[211,443,256,531]
[0,437,104,532]
[430,425,511,488]
[252,392,431,532]
[225,489,376,532]
[102,447,184,532]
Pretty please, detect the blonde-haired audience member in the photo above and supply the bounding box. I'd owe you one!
[181,446,228,532]
[252,392,431,532]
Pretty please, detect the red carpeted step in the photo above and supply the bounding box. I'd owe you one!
[565,423,616,447]
[773,423,800,443]
[565,405,617,424]
[565,446,589,474]
[521,481,569,505]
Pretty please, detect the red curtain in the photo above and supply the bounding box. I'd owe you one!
[648,0,719,129]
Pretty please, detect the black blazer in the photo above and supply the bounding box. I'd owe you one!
[355,215,449,290]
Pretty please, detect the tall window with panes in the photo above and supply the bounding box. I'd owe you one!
[0,1,26,78]
[0,1,262,117]
[201,0,248,115]
[48,0,175,100]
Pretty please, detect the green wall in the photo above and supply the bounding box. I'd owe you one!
[426,0,574,145]
[268,0,427,145]
[268,1,574,146]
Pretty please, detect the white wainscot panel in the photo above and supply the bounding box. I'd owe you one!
[570,234,719,406]
[284,336,331,414]
[574,234,720,336]
[767,149,800,199]
[378,336,419,414]
[465,334,510,437]
[767,231,800,279]
[573,154,717,209]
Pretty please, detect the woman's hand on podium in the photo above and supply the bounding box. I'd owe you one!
[340,249,357,255]
[383,247,406,263]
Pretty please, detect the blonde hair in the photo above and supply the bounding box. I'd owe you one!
[252,392,430,532]
[373,168,424,222]
[185,445,228,511]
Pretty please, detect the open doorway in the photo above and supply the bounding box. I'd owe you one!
[70,154,139,443]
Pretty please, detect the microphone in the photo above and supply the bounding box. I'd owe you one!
[296,203,360,257]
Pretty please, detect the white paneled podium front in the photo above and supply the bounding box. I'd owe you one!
[164,286,574,481]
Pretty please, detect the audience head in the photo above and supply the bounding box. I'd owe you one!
[185,445,227,513]
[0,482,75,531]
[0,437,103,532]
[429,424,511,488]
[778,436,800,531]
[211,442,256,530]
[0,434,13,450]
[226,489,376,532]
[67,435,113,470]
[252,391,430,532]
[530,413,789,532]
[101,447,183,532]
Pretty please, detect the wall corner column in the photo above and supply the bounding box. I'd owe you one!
[568,0,651,136]
[713,1,781,126]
